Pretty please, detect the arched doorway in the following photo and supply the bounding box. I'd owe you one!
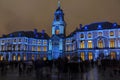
[12,54,16,61]
[110,52,116,59]
[0,54,3,61]
[43,56,47,61]
[17,54,21,61]
[80,52,85,61]
[88,52,93,60]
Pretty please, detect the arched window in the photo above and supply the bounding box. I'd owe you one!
[88,40,92,48]
[80,41,85,48]
[110,31,114,36]
[110,39,115,48]
[80,34,84,38]
[88,33,92,38]
[98,32,102,36]
[98,40,103,48]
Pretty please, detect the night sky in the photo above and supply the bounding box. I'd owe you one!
[0,0,120,36]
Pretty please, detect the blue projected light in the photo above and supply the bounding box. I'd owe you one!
[84,26,88,30]
[113,23,117,27]
[18,33,21,37]
[10,34,13,37]
[98,25,102,29]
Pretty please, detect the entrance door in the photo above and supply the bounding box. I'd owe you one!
[111,52,116,59]
[52,45,60,59]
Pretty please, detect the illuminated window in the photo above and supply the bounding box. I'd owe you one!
[110,31,114,36]
[32,54,34,60]
[67,55,70,60]
[43,46,47,51]
[88,52,93,60]
[38,46,41,51]
[88,33,92,38]
[80,34,84,38]
[0,55,3,61]
[17,54,21,61]
[43,56,47,61]
[80,41,84,48]
[55,30,60,35]
[80,52,85,61]
[111,52,116,59]
[23,54,26,61]
[88,40,92,48]
[12,54,16,61]
[98,40,103,48]
[110,39,115,48]
[98,32,102,36]
[32,46,35,51]
[44,41,47,45]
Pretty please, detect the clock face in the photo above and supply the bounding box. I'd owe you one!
[56,15,60,21]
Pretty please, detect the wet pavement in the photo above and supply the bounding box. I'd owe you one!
[0,65,120,80]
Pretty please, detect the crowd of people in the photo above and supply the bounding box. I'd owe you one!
[0,57,120,80]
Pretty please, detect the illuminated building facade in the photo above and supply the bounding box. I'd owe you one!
[0,1,120,61]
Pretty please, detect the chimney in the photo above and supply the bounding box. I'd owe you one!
[34,29,37,34]
[79,24,82,29]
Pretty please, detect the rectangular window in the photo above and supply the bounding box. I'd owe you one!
[88,40,92,48]
[80,41,84,48]
[43,46,47,51]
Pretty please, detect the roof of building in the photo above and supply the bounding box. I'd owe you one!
[67,22,120,37]
[80,22,120,31]
[0,30,50,39]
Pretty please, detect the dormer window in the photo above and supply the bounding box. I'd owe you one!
[98,32,102,36]
[110,31,114,36]
[88,33,92,38]
[80,34,84,38]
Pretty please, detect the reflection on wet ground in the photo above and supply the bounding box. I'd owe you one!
[0,65,120,80]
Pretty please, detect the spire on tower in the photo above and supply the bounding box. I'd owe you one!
[58,0,61,8]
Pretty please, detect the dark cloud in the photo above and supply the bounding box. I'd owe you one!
[0,0,120,36]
